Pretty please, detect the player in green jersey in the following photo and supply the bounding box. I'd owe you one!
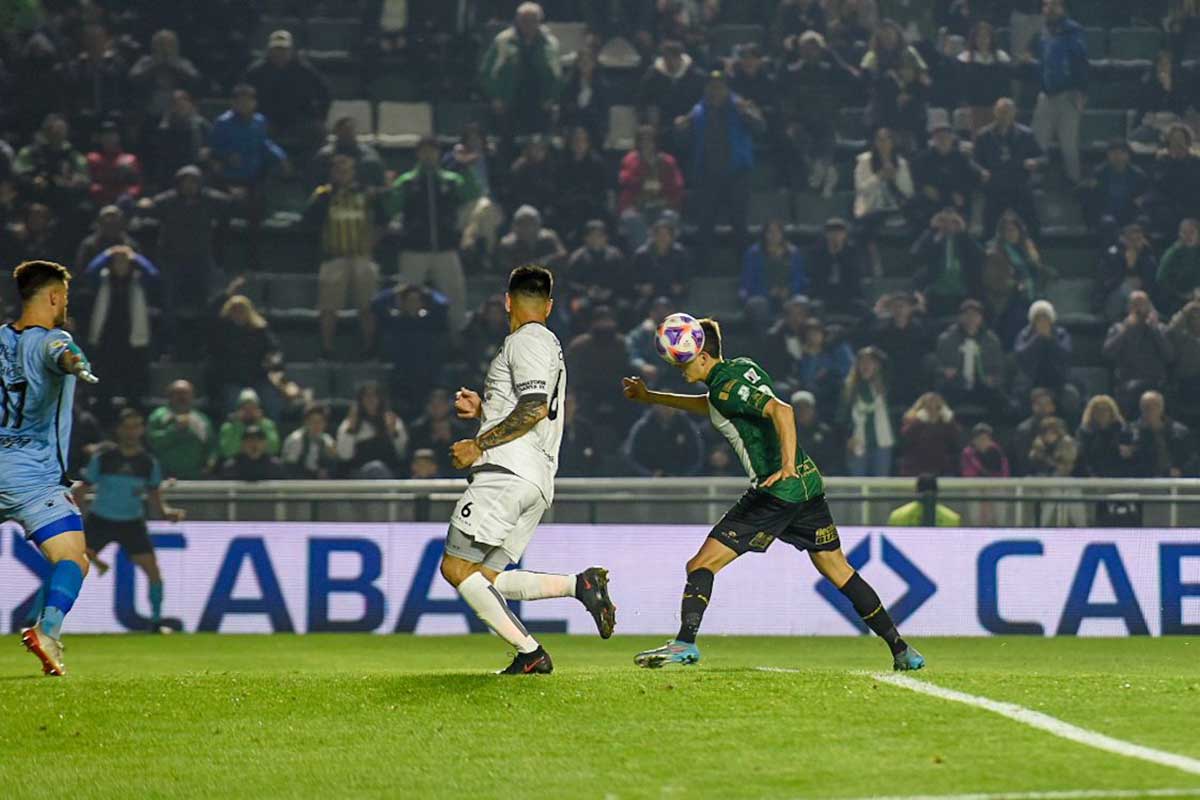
[622,318,925,671]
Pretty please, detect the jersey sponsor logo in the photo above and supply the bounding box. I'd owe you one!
[749,531,775,550]
[514,379,546,393]
[814,525,839,546]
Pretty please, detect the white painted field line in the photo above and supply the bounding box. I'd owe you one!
[822,789,1200,800]
[756,666,1200,783]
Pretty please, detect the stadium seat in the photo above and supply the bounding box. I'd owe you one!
[836,107,867,142]
[376,101,434,147]
[1035,189,1085,230]
[266,274,319,310]
[792,192,853,231]
[306,17,360,57]
[1108,27,1163,61]
[284,362,333,398]
[327,99,373,140]
[1069,366,1111,398]
[263,176,310,216]
[1079,110,1129,149]
[688,277,743,316]
[748,191,792,228]
[605,105,637,151]
[435,102,487,139]
[1084,27,1107,59]
[709,24,765,57]
[367,72,418,102]
[332,362,394,398]
[1044,278,1097,317]
[547,22,588,59]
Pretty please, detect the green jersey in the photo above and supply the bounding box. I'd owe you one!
[704,357,825,503]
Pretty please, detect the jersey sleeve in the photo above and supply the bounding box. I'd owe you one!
[508,332,559,400]
[148,457,163,490]
[710,377,773,419]
[41,330,75,375]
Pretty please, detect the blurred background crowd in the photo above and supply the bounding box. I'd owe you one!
[4,0,1200,482]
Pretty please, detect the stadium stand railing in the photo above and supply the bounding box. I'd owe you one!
[155,477,1200,528]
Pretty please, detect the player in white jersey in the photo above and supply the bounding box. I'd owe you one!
[441,265,616,674]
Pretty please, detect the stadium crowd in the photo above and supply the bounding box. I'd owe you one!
[3,0,1200,482]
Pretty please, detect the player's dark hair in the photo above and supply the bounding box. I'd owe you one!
[508,264,554,299]
[117,407,144,425]
[697,318,722,359]
[13,260,71,301]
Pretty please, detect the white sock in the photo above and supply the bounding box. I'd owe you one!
[495,570,576,601]
[457,572,539,653]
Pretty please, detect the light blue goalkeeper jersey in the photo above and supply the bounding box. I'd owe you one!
[0,324,77,491]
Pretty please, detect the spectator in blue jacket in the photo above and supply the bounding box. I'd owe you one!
[209,84,289,266]
[675,72,766,268]
[740,219,809,305]
[1029,0,1088,183]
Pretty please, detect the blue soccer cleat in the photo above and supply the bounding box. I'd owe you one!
[634,640,701,669]
[893,644,926,671]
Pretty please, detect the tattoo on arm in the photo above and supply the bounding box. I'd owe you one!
[475,395,548,451]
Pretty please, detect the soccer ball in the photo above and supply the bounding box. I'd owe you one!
[655,313,706,365]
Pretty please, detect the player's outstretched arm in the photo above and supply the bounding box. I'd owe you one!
[761,397,800,488]
[56,341,100,383]
[621,376,709,416]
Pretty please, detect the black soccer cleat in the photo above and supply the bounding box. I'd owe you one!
[498,646,554,675]
[576,567,616,639]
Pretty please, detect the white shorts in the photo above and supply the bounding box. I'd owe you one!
[446,471,547,568]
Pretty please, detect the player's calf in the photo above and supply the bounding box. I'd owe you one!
[811,550,924,669]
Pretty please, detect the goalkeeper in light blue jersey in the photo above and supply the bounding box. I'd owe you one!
[1,260,99,676]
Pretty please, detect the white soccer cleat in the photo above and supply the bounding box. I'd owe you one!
[20,626,66,677]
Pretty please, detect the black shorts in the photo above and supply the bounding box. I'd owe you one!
[709,490,840,555]
[85,514,154,556]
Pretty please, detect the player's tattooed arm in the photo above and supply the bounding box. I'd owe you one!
[474,394,548,451]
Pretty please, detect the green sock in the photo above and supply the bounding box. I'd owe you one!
[149,582,163,624]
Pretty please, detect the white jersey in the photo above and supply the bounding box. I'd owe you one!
[475,322,565,503]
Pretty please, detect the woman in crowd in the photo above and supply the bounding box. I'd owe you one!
[982,211,1052,347]
[207,288,283,417]
[853,126,913,273]
[1075,394,1129,477]
[838,345,894,476]
[900,391,961,477]
[957,21,1012,134]
[739,218,809,305]
[559,47,611,145]
[336,382,409,479]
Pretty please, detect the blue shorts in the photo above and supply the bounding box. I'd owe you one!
[0,485,83,546]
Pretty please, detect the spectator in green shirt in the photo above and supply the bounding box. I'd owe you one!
[1156,217,1200,315]
[147,380,215,479]
[218,387,280,459]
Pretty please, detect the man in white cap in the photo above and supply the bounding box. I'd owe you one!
[241,29,330,150]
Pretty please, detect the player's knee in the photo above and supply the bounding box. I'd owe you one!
[142,559,162,583]
[440,555,473,588]
[71,553,91,578]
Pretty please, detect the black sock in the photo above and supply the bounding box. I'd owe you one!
[676,569,714,644]
[839,572,908,656]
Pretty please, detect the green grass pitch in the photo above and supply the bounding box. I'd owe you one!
[0,635,1197,800]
